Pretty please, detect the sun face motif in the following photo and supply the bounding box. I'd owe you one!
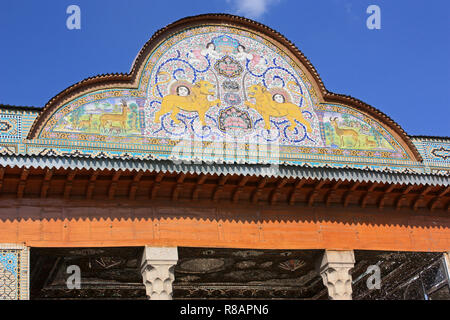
[273,93,285,104]
[176,85,190,97]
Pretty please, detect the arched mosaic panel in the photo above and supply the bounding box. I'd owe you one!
[34,24,410,165]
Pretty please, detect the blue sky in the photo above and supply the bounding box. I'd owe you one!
[0,0,448,136]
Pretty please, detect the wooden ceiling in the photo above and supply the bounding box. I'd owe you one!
[30,247,448,300]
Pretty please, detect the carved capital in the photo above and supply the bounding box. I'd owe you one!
[318,250,355,300]
[141,247,178,300]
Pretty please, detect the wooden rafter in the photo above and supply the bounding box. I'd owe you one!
[63,170,77,199]
[428,186,450,211]
[0,167,5,193]
[394,185,415,210]
[412,186,433,211]
[40,168,54,198]
[252,178,268,204]
[343,181,361,207]
[269,178,288,205]
[232,176,250,203]
[86,171,100,200]
[212,175,229,202]
[377,184,397,210]
[325,180,343,207]
[17,168,29,199]
[359,183,378,208]
[172,173,186,201]
[1,164,447,211]
[307,180,327,207]
[192,174,208,201]
[108,171,122,200]
[150,172,165,200]
[128,171,144,200]
[288,179,307,205]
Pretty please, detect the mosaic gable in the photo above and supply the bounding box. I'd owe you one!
[25,23,415,170]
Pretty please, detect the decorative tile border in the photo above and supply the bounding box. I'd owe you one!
[0,114,21,139]
[414,140,450,163]
[0,243,29,300]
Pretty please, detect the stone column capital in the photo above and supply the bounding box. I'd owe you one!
[141,246,178,300]
[319,250,355,270]
[141,246,178,268]
[318,250,355,300]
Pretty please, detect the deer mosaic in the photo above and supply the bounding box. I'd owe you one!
[329,117,360,148]
[100,99,129,130]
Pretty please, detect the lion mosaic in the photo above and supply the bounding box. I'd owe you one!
[153,78,221,126]
[245,84,312,132]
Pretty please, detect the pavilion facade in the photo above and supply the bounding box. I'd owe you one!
[0,14,449,300]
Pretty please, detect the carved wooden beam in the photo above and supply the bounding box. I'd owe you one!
[232,175,250,203]
[212,175,229,202]
[17,168,29,199]
[252,178,268,204]
[307,180,327,207]
[108,171,122,200]
[129,171,144,200]
[172,173,186,201]
[359,183,379,208]
[0,167,5,193]
[40,168,54,198]
[395,185,415,210]
[343,181,361,207]
[325,180,343,207]
[63,170,77,200]
[288,179,307,205]
[269,178,289,205]
[192,174,208,201]
[377,184,397,210]
[86,171,99,200]
[411,186,432,211]
[411,185,433,211]
[428,186,450,211]
[150,172,165,200]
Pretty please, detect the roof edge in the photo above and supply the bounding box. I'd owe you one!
[0,104,42,113]
[0,153,448,187]
[410,135,450,142]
